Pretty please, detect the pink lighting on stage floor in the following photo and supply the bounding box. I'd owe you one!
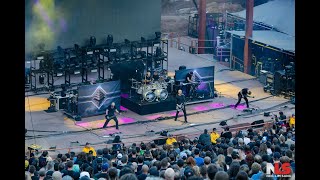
[209,103,225,108]
[120,106,128,111]
[119,117,135,124]
[76,122,90,128]
[230,104,247,110]
[193,105,209,111]
[169,111,177,117]
[146,114,162,120]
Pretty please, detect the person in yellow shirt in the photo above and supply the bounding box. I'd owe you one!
[166,134,177,145]
[82,142,97,156]
[289,114,295,128]
[210,128,220,144]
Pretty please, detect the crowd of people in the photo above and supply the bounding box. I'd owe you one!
[25,112,295,180]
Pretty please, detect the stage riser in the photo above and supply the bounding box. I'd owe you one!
[121,97,176,115]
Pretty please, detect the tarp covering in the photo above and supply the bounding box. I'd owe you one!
[227,30,295,53]
[230,0,295,37]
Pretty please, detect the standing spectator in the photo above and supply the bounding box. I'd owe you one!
[63,160,80,179]
[193,148,204,166]
[199,129,211,146]
[225,147,233,165]
[215,154,227,171]
[289,114,295,128]
[249,162,262,179]
[137,165,149,180]
[221,127,232,140]
[285,133,295,147]
[207,164,218,180]
[164,168,175,180]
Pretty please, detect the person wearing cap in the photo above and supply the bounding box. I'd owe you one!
[92,149,108,173]
[103,102,121,129]
[79,171,90,179]
[184,167,194,178]
[82,142,97,156]
[210,128,220,144]
[166,134,177,145]
[93,162,109,179]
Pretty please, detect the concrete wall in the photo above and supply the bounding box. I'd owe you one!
[25,0,161,53]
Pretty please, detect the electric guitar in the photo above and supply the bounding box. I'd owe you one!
[176,103,185,111]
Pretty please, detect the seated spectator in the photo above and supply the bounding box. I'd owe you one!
[94,163,109,179]
[210,128,220,144]
[193,148,204,166]
[82,142,97,157]
[166,134,177,145]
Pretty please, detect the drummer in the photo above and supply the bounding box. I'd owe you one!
[142,71,152,85]
[152,71,160,82]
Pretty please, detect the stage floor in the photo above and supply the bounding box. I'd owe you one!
[25,45,295,156]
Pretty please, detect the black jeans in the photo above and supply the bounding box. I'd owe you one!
[175,106,187,122]
[186,84,191,97]
[103,115,119,129]
[235,93,249,108]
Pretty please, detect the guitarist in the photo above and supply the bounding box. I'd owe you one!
[102,102,121,129]
[174,89,188,123]
[234,88,254,109]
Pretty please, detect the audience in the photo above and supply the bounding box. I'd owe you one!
[25,113,295,180]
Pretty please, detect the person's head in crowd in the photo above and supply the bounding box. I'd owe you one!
[79,171,90,179]
[177,159,184,168]
[120,173,138,180]
[184,167,194,179]
[239,164,250,174]
[153,161,161,170]
[207,164,218,180]
[232,151,240,160]
[61,155,67,162]
[160,158,169,169]
[254,155,262,164]
[228,161,240,179]
[214,171,229,180]
[227,147,233,155]
[193,166,201,176]
[38,168,46,178]
[52,171,62,180]
[106,168,117,180]
[273,152,281,162]
[149,166,159,177]
[164,168,175,180]
[244,153,254,168]
[262,154,271,163]
[250,162,261,175]
[121,155,128,164]
[66,160,73,170]
[235,170,249,180]
[73,164,80,173]
[280,156,290,164]
[186,157,196,167]
[200,165,207,179]
[29,165,36,175]
[62,175,72,180]
[204,157,211,166]
[120,167,134,178]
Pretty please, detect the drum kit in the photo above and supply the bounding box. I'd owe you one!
[130,78,169,102]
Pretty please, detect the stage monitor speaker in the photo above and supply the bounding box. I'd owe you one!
[179,66,186,70]
[251,120,264,128]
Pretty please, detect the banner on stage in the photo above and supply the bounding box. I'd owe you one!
[77,80,121,117]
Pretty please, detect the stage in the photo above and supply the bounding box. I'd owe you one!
[25,45,295,156]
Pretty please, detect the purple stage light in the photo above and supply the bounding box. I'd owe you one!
[120,106,128,111]
[121,94,129,98]
[193,105,209,111]
[230,104,247,110]
[209,103,224,108]
[119,117,135,124]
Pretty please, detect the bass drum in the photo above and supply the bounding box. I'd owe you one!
[154,89,168,101]
[143,91,156,102]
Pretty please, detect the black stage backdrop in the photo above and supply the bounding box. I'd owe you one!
[77,80,121,117]
[25,0,161,53]
[175,66,215,98]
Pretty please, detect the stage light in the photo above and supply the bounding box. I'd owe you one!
[57,72,63,77]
